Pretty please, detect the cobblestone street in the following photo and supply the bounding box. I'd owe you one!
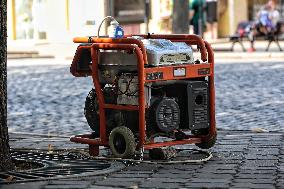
[8,59,92,135]
[7,59,284,135]
[3,0,284,187]
[2,131,284,189]
[215,61,284,131]
[3,58,284,189]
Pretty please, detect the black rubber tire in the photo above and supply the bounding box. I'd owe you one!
[84,89,99,133]
[84,88,121,136]
[195,133,217,149]
[109,126,136,158]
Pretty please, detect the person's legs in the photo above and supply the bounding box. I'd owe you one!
[248,23,264,52]
[259,25,269,34]
[212,22,217,39]
[193,23,199,35]
[205,22,216,40]
[248,28,256,52]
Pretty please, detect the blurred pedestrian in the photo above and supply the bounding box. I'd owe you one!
[206,0,218,40]
[248,0,280,52]
[189,0,207,36]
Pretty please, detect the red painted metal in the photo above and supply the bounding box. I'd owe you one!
[87,43,146,146]
[89,145,100,156]
[104,104,139,111]
[70,45,92,77]
[70,135,108,146]
[144,63,212,82]
[73,37,148,65]
[144,138,202,150]
[204,41,217,141]
[90,47,106,143]
[70,35,216,156]
[72,133,92,138]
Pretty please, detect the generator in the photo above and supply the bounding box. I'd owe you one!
[70,17,216,159]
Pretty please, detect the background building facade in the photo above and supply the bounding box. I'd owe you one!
[7,0,284,42]
[7,0,106,42]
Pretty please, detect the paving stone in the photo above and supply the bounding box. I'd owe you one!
[200,169,237,174]
[192,173,234,179]
[245,155,278,160]
[242,160,278,167]
[4,130,284,189]
[233,178,274,184]
[160,164,202,170]
[48,180,92,185]
[151,173,192,179]
[235,173,275,179]
[43,184,89,189]
[110,173,151,178]
[277,174,284,179]
[157,169,197,174]
[190,178,231,183]
[144,178,190,183]
[99,177,143,182]
[124,164,159,171]
[5,59,284,189]
[197,164,237,170]
[237,169,277,174]
[0,181,47,189]
[240,166,277,170]
[87,186,121,189]
[246,149,279,155]
[118,170,154,175]
[94,180,138,188]
[231,183,275,189]
[276,182,284,188]
[185,182,230,188]
[7,61,284,134]
[139,181,183,188]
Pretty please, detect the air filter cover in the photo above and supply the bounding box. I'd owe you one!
[152,98,180,133]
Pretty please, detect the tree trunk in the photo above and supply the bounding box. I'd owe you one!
[172,0,189,34]
[0,0,14,171]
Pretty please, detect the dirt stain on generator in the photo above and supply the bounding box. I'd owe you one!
[70,17,216,159]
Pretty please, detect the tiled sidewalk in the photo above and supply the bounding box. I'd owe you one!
[1,130,283,189]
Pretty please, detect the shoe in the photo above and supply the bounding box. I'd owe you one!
[247,47,256,52]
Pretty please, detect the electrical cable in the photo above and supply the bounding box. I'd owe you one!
[12,148,213,165]
[97,16,118,38]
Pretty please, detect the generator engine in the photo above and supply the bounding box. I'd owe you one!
[147,97,180,133]
[70,17,216,159]
[79,38,210,136]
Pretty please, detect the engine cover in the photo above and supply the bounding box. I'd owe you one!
[149,98,180,133]
[158,80,210,131]
[142,39,194,66]
[187,81,210,130]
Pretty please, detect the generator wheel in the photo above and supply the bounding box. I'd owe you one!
[85,88,121,137]
[195,133,217,149]
[109,126,136,158]
[84,89,99,133]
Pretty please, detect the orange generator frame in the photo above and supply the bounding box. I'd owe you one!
[70,34,216,158]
